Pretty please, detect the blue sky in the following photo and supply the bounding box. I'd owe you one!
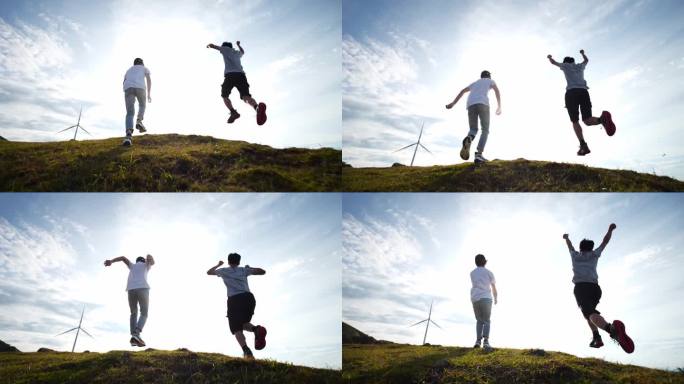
[342,193,684,370]
[342,0,684,180]
[0,193,341,369]
[0,0,341,148]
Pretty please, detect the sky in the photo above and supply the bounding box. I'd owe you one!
[0,193,342,369]
[342,0,684,180]
[342,193,684,370]
[0,0,341,148]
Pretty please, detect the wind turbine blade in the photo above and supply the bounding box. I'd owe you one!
[58,126,77,133]
[56,327,78,336]
[410,319,428,327]
[393,143,417,153]
[79,126,91,135]
[430,320,443,329]
[80,328,94,338]
[419,143,433,155]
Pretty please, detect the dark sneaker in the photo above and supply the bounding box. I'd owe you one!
[136,121,147,133]
[460,136,472,160]
[254,325,267,350]
[473,340,481,348]
[122,137,132,147]
[601,111,616,136]
[132,335,146,347]
[130,336,143,347]
[243,348,255,360]
[577,143,590,156]
[474,153,488,163]
[589,336,604,348]
[227,112,241,124]
[610,320,634,353]
[482,340,493,352]
[256,102,267,126]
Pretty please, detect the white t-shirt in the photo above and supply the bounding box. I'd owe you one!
[123,65,150,91]
[470,266,496,302]
[219,47,244,74]
[569,243,605,284]
[216,266,257,297]
[126,261,151,291]
[466,78,496,108]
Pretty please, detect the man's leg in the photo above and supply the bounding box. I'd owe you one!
[223,97,238,114]
[241,95,258,110]
[136,88,146,124]
[467,106,479,140]
[572,121,586,143]
[124,89,135,138]
[136,289,149,335]
[476,105,490,156]
[589,313,610,333]
[128,290,139,336]
[472,301,483,345]
[480,299,492,343]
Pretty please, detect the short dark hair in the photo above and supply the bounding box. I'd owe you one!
[579,239,594,252]
[480,70,491,79]
[228,252,241,265]
[135,256,146,263]
[133,58,144,65]
[475,254,487,267]
[563,56,575,64]
[222,42,232,48]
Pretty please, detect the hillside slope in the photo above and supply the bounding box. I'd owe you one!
[343,343,683,384]
[343,159,684,192]
[0,349,340,384]
[0,134,341,191]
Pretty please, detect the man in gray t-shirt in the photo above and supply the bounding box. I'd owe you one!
[547,50,616,156]
[562,223,634,354]
[206,41,267,126]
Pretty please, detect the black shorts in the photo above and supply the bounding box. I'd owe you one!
[226,292,256,334]
[573,282,602,319]
[221,72,251,99]
[565,88,592,122]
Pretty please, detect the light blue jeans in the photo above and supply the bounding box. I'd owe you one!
[128,288,149,336]
[124,88,146,136]
[467,104,490,154]
[473,298,492,341]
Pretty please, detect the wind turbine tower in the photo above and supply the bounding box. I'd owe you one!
[56,306,94,352]
[410,300,442,345]
[393,122,432,166]
[57,107,90,140]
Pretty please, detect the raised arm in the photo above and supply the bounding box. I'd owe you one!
[206,43,220,50]
[146,254,155,267]
[104,256,131,267]
[446,87,470,109]
[547,54,560,67]
[598,223,616,251]
[206,260,224,275]
[246,265,266,275]
[492,83,501,115]
[562,233,576,252]
[579,49,588,65]
[236,40,244,54]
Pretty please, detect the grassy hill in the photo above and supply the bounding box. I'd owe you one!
[341,323,683,384]
[0,349,340,384]
[0,134,341,191]
[343,159,684,192]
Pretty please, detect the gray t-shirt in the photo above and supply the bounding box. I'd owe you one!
[569,243,606,283]
[218,47,244,74]
[216,266,256,297]
[559,62,588,90]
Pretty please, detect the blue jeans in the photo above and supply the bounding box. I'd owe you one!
[467,104,490,154]
[472,298,492,341]
[128,288,149,336]
[124,88,146,136]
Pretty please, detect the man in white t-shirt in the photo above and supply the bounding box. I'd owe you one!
[469,254,497,350]
[104,254,155,347]
[206,41,267,126]
[122,58,152,147]
[446,71,502,164]
[207,252,267,359]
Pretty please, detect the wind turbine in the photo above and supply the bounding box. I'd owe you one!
[57,107,90,141]
[410,300,442,345]
[56,306,94,352]
[393,122,432,166]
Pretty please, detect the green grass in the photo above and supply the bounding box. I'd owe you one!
[0,134,341,191]
[343,344,684,384]
[342,159,684,192]
[0,349,340,384]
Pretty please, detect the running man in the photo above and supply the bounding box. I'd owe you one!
[207,252,267,359]
[470,254,498,351]
[206,41,267,126]
[547,50,616,156]
[104,254,155,347]
[563,223,634,353]
[122,58,152,147]
[446,70,502,164]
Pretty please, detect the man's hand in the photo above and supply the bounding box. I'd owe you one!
[147,95,152,103]
[609,223,616,231]
[236,41,241,46]
[494,297,498,305]
[547,54,552,59]
[104,259,112,266]
[445,102,454,109]
[496,106,501,115]
[580,49,585,55]
[206,44,212,48]
[563,234,569,240]
[218,260,224,266]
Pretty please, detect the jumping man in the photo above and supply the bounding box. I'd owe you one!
[122,58,151,147]
[470,254,498,351]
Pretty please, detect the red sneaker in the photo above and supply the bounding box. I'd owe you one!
[611,320,634,353]
[256,103,267,126]
[601,111,616,136]
[254,325,267,350]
